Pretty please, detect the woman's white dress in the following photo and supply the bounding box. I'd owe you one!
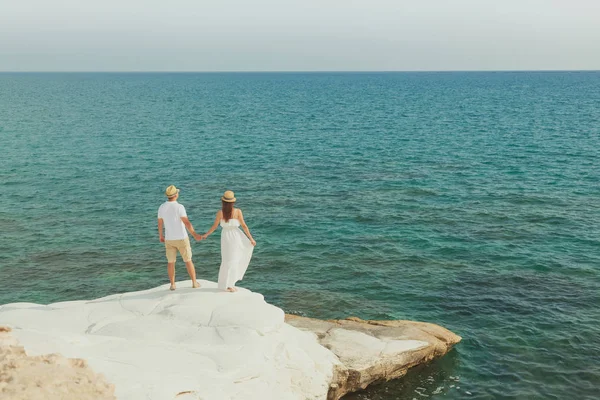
[218,218,254,290]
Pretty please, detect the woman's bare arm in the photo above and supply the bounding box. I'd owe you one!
[202,210,222,239]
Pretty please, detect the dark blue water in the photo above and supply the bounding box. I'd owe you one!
[1,72,599,399]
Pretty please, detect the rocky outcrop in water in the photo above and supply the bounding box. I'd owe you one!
[285,315,461,400]
[0,282,460,399]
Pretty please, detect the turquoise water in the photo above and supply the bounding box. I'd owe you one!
[1,72,599,399]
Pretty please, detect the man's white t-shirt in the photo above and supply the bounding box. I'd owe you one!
[158,201,188,240]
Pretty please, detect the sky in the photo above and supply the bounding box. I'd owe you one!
[0,0,599,71]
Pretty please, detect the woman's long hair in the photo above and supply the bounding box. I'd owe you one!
[222,200,234,221]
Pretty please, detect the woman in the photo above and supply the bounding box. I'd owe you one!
[202,190,256,292]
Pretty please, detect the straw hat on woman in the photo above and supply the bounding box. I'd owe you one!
[202,191,256,292]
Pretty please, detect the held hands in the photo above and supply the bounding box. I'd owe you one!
[186,232,253,245]
[195,233,209,241]
[192,232,203,241]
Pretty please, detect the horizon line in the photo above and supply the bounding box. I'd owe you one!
[1,69,599,74]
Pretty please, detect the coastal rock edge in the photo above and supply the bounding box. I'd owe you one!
[285,315,462,400]
[0,282,460,399]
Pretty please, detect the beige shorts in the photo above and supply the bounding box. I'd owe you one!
[165,238,192,263]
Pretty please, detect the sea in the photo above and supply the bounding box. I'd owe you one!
[0,71,599,399]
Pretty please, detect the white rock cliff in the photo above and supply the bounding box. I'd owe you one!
[0,281,460,399]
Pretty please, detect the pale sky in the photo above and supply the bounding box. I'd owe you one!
[0,0,599,71]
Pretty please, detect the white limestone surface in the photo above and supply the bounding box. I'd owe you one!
[0,280,339,400]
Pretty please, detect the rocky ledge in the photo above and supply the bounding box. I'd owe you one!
[285,315,461,400]
[0,281,460,399]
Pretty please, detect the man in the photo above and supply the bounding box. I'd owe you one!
[158,185,202,290]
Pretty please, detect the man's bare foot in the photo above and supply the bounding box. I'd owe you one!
[192,282,201,288]
[226,287,236,292]
[169,284,176,291]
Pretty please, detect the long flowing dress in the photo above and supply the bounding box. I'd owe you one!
[218,218,254,290]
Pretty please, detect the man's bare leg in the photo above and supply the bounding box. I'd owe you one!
[168,262,176,290]
[185,260,200,288]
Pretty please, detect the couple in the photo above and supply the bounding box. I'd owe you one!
[157,185,256,293]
